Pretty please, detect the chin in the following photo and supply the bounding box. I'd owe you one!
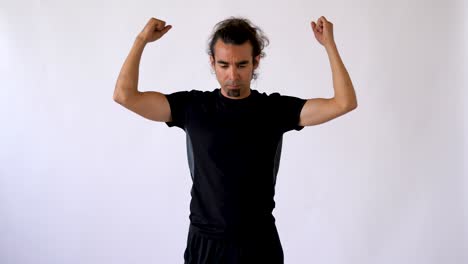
[228,89,241,97]
[223,86,241,97]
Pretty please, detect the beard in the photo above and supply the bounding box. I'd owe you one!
[227,88,241,97]
[223,80,244,97]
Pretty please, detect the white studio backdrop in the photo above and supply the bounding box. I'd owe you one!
[1,0,466,263]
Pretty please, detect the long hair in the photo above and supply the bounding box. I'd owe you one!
[207,17,269,80]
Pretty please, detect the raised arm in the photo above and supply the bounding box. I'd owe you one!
[113,17,173,122]
[299,16,358,127]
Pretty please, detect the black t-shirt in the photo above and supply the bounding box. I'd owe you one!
[165,88,306,237]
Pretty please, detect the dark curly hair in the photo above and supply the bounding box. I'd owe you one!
[207,17,269,80]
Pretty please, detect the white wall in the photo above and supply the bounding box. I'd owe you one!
[1,0,466,263]
[463,2,468,262]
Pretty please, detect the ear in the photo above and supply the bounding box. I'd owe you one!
[210,56,215,68]
[253,55,260,69]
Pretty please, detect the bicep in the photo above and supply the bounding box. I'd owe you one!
[299,98,349,126]
[116,91,172,122]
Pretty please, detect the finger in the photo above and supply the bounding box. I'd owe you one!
[149,17,164,26]
[149,18,166,30]
[312,22,320,34]
[311,23,321,38]
[323,21,333,32]
[319,16,328,25]
[161,25,172,35]
[316,19,323,32]
[311,21,316,31]
[320,19,328,31]
[156,21,166,31]
[320,17,328,28]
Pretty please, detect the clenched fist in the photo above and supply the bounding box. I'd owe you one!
[311,16,335,48]
[137,17,172,44]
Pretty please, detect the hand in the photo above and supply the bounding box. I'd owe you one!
[137,17,172,44]
[311,16,335,48]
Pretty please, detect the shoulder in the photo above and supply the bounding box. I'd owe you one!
[165,89,208,100]
[249,89,278,101]
[257,90,306,104]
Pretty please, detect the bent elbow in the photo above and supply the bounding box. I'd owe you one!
[113,93,124,104]
[337,100,357,112]
[345,96,358,111]
[349,101,358,110]
[113,88,130,105]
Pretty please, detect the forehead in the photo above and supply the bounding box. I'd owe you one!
[213,40,253,61]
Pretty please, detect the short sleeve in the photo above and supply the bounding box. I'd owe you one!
[269,92,307,133]
[164,90,194,130]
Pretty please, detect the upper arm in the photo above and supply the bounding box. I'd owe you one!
[299,98,355,126]
[114,91,172,122]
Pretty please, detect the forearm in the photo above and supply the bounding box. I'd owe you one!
[325,43,357,109]
[113,37,147,101]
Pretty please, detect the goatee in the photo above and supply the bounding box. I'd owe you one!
[227,89,241,97]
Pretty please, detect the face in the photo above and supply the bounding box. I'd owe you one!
[210,40,260,99]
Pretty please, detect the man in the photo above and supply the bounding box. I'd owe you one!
[113,16,357,264]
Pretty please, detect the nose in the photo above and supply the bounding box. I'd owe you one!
[228,66,240,80]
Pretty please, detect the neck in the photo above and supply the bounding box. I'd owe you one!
[221,87,251,100]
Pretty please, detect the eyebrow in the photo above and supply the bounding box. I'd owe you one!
[217,60,250,65]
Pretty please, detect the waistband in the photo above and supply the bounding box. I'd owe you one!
[189,220,277,241]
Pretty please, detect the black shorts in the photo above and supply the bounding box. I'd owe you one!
[183,223,284,264]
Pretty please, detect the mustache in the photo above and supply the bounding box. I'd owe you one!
[224,81,242,86]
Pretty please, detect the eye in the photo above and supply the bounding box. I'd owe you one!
[220,65,228,69]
